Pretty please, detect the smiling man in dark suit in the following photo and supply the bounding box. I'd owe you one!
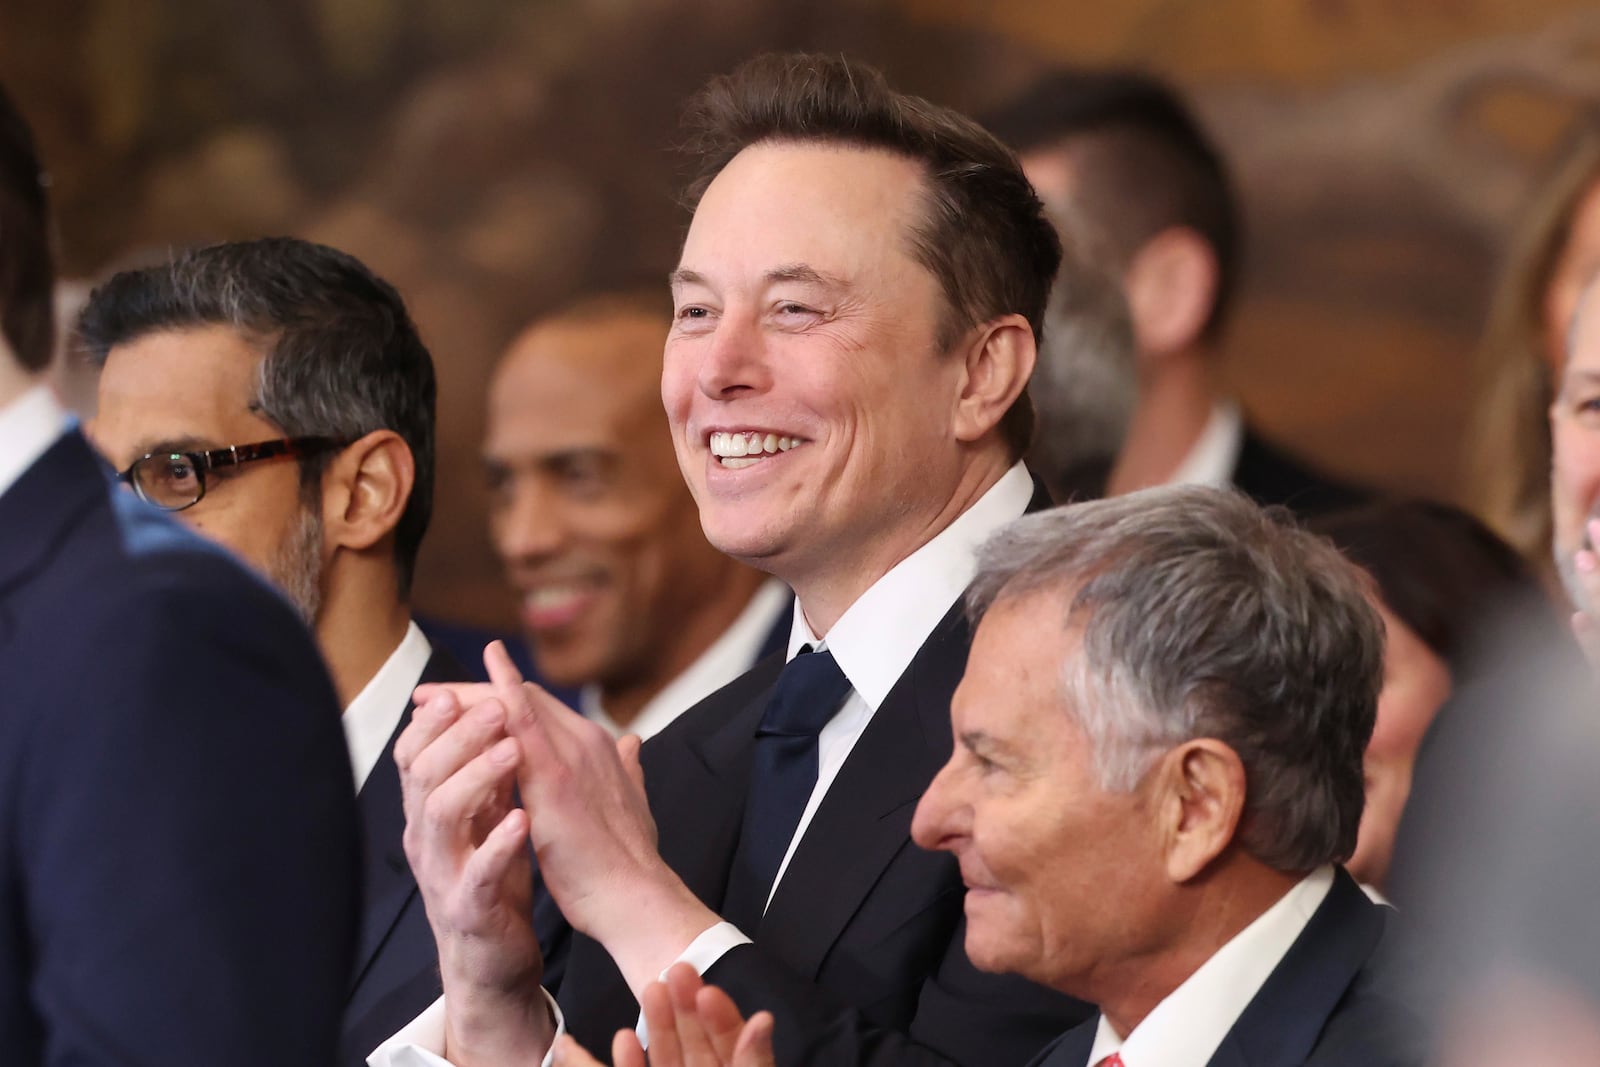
[373,52,1091,1067]
[0,85,359,1066]
[79,237,458,1066]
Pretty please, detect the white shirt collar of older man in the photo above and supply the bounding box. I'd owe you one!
[0,384,69,500]
[1085,865,1336,1067]
[343,620,434,792]
[1165,399,1243,491]
[579,578,793,740]
[787,459,1036,707]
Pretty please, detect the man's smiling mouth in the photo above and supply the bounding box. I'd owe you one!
[709,430,805,469]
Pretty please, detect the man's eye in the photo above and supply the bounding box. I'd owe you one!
[160,457,198,486]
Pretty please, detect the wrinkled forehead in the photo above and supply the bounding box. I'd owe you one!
[92,325,276,459]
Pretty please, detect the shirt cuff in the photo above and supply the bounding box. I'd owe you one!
[635,922,753,1046]
[367,989,566,1067]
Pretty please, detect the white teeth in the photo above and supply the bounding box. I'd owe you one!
[525,585,584,610]
[708,431,803,460]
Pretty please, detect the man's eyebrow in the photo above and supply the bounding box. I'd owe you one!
[765,263,848,289]
[958,729,1007,757]
[668,265,851,291]
[130,435,214,459]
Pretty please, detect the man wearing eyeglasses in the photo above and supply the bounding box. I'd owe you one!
[80,236,468,1066]
[0,89,360,1065]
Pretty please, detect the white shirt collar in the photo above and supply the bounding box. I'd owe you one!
[0,384,69,501]
[787,461,1035,711]
[1086,866,1336,1067]
[580,578,793,740]
[344,620,433,792]
[1166,399,1243,491]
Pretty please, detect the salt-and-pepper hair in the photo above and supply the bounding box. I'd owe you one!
[968,486,1383,872]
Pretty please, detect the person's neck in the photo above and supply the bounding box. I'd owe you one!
[1106,349,1220,497]
[599,561,769,731]
[790,448,1013,638]
[1090,862,1303,1039]
[315,565,413,710]
[0,360,39,412]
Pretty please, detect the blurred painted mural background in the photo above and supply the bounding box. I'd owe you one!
[5,0,1599,627]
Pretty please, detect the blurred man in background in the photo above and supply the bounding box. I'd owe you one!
[989,69,1367,515]
[484,292,790,740]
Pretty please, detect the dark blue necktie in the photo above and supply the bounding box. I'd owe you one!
[722,645,853,933]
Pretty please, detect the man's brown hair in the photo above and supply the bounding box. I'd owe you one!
[680,53,1062,459]
[0,82,54,373]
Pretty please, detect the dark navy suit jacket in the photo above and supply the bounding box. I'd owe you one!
[0,429,360,1066]
[1028,870,1429,1067]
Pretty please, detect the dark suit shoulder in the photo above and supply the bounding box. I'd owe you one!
[1232,424,1371,518]
[641,651,784,761]
[1304,908,1432,1066]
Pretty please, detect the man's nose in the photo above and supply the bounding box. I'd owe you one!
[493,481,567,563]
[910,761,964,853]
[697,310,772,400]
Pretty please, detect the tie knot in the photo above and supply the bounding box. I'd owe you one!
[758,646,851,738]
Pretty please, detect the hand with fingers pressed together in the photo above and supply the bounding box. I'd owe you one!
[397,649,548,1066]
[549,965,776,1067]
[398,641,724,1065]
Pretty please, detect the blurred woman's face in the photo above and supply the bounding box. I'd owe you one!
[1348,600,1453,891]
[1543,177,1600,374]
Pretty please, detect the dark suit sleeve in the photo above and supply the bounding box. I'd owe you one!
[706,917,1081,1067]
[16,559,360,1067]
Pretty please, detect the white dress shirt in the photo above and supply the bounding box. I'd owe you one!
[1166,399,1242,491]
[0,385,68,501]
[1084,866,1336,1067]
[579,578,792,740]
[344,621,434,791]
[370,462,1037,1067]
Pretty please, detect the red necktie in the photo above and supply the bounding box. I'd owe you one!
[1097,1055,1125,1067]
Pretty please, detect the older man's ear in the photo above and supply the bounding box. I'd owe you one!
[1156,739,1248,884]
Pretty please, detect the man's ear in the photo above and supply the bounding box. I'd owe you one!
[1154,738,1247,883]
[953,313,1036,444]
[1123,227,1220,358]
[320,429,414,552]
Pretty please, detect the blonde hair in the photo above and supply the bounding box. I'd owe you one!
[1468,131,1600,581]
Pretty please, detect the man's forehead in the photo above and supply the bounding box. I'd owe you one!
[1566,276,1600,376]
[681,141,928,261]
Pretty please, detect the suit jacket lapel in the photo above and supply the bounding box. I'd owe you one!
[756,601,970,979]
[349,649,464,991]
[1208,869,1385,1067]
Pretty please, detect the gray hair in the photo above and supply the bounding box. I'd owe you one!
[1028,207,1138,496]
[968,485,1383,872]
